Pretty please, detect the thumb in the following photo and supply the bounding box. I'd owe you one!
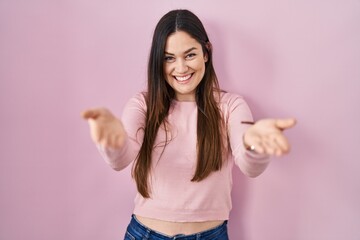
[275,118,297,130]
[81,109,101,120]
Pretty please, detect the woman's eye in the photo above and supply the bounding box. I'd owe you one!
[164,56,175,62]
[186,53,196,59]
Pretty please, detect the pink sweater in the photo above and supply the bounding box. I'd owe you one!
[99,92,270,222]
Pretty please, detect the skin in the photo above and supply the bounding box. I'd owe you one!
[163,31,207,101]
[81,30,296,235]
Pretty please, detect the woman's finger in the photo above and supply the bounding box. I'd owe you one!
[87,118,103,143]
[262,137,276,155]
[272,133,290,153]
[82,109,101,120]
[275,118,297,130]
[249,140,265,154]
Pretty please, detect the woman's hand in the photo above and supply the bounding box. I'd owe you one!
[82,108,126,149]
[243,118,296,156]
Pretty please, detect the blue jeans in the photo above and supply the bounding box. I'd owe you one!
[124,215,229,240]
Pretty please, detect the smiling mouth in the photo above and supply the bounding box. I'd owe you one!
[174,73,193,82]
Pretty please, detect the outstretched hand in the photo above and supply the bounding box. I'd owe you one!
[81,108,126,149]
[243,118,296,156]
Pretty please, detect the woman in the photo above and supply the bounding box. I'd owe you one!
[82,9,296,240]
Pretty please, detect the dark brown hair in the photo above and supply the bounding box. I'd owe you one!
[133,9,225,198]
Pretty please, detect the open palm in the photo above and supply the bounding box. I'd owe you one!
[82,108,126,149]
[244,118,296,156]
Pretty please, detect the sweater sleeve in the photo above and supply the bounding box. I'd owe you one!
[97,93,146,171]
[225,94,270,177]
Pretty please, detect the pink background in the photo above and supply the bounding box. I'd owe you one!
[1,0,359,239]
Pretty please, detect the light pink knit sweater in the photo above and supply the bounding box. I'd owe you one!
[98,92,269,222]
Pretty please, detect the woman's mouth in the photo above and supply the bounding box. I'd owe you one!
[174,73,193,84]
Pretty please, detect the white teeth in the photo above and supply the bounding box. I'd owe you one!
[175,74,192,81]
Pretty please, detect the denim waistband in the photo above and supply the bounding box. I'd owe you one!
[125,214,228,240]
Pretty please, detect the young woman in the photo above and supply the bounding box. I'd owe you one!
[82,9,296,240]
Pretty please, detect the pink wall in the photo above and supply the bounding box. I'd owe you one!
[1,0,359,239]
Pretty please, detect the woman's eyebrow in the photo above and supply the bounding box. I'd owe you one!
[184,47,197,54]
[164,47,198,56]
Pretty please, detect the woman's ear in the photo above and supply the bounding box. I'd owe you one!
[204,41,212,62]
[204,54,208,62]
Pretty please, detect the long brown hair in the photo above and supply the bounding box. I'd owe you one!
[133,9,225,198]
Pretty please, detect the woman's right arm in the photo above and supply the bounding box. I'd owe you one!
[82,93,146,171]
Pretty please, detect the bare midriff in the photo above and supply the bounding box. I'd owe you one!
[135,215,224,236]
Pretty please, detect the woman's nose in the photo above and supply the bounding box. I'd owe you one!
[175,59,188,73]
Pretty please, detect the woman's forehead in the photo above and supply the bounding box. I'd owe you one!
[165,31,201,54]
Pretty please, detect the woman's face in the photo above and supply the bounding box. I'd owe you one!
[163,31,207,101]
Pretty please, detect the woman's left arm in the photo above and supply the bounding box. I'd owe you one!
[226,95,296,177]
